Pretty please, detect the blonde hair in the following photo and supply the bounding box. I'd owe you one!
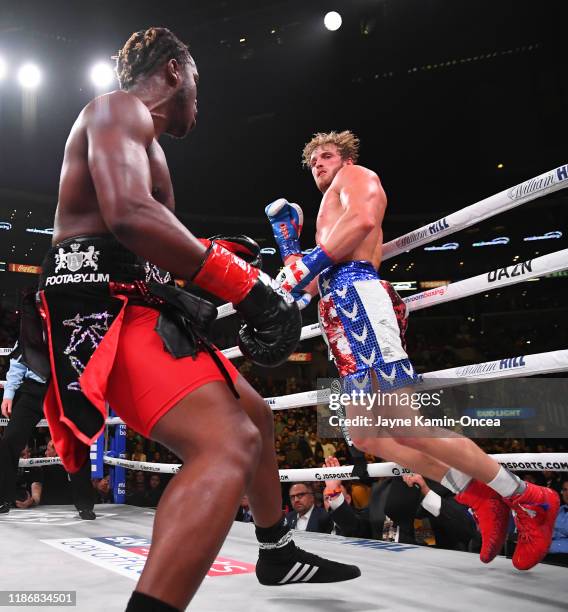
[302,130,360,167]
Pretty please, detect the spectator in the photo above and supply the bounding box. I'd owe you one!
[543,470,563,495]
[0,345,47,512]
[549,479,568,556]
[273,413,285,437]
[306,432,324,460]
[145,473,163,507]
[322,457,371,538]
[285,442,304,468]
[321,439,337,459]
[93,475,113,504]
[13,446,42,509]
[286,483,331,533]
[334,441,349,463]
[274,440,286,466]
[369,477,426,543]
[402,474,478,552]
[131,443,147,463]
[296,428,311,460]
[127,471,147,506]
[41,439,96,519]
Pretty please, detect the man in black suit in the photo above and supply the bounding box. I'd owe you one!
[368,474,477,550]
[403,474,478,551]
[285,483,331,533]
[322,457,371,538]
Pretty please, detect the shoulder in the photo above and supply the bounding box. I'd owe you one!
[333,164,381,189]
[83,90,154,140]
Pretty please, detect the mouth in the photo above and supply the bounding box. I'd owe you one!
[317,170,326,178]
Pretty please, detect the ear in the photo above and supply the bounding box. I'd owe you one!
[344,158,354,166]
[166,58,180,86]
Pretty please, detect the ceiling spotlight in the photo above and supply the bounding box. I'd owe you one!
[0,57,6,80]
[18,63,41,89]
[497,163,504,169]
[90,62,115,88]
[324,11,342,31]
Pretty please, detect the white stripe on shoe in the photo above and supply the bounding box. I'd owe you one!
[301,566,319,582]
[278,562,303,584]
[291,564,312,582]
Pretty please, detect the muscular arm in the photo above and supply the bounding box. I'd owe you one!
[86,92,206,278]
[321,165,386,261]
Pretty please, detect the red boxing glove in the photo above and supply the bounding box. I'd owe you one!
[193,242,260,305]
[198,235,262,269]
[192,242,302,367]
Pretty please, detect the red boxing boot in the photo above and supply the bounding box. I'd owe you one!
[455,480,510,563]
[505,482,560,571]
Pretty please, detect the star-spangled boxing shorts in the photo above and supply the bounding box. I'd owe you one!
[317,260,418,395]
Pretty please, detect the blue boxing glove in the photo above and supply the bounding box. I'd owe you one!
[276,245,334,296]
[265,198,304,262]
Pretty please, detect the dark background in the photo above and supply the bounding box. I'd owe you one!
[0,0,566,307]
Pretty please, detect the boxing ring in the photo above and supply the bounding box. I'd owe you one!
[0,505,565,612]
[1,163,568,609]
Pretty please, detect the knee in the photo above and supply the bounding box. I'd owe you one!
[224,420,263,477]
[351,436,374,455]
[396,436,429,451]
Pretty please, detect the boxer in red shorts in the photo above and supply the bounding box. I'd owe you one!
[29,27,360,612]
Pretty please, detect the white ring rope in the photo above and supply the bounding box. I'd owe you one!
[19,456,62,467]
[104,455,180,474]
[382,163,568,260]
[16,453,568,477]
[220,248,568,359]
[403,248,568,312]
[21,453,561,479]
[215,163,568,320]
[1,348,567,426]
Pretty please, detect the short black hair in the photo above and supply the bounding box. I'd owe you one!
[115,27,193,90]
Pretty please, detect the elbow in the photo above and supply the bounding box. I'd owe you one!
[105,205,141,242]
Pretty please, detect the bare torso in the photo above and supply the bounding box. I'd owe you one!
[315,165,384,270]
[53,92,175,245]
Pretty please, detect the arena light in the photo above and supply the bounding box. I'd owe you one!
[26,227,54,235]
[324,11,342,31]
[424,242,459,251]
[0,57,6,80]
[523,231,562,241]
[472,236,510,247]
[18,63,41,89]
[90,62,115,88]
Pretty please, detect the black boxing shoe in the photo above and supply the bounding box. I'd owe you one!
[256,541,361,586]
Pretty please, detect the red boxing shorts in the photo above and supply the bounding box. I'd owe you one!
[106,306,239,437]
